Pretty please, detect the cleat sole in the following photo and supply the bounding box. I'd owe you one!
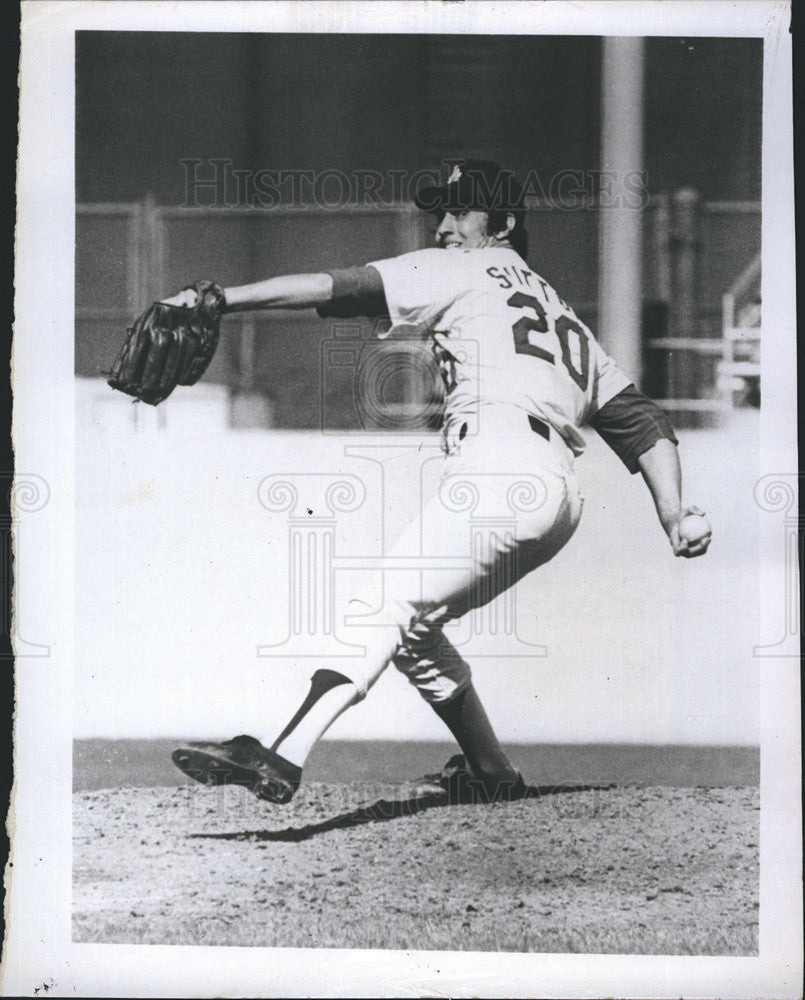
[172,746,295,803]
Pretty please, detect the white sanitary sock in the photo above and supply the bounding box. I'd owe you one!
[269,681,360,769]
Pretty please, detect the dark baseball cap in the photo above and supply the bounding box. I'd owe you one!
[413,159,525,219]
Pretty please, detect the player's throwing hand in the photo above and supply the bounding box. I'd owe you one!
[669,506,712,558]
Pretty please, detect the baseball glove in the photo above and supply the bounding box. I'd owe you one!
[107,280,226,405]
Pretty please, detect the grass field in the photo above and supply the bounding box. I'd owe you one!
[73,740,758,954]
[73,738,759,792]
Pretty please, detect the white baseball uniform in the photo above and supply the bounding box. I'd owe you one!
[328,246,633,703]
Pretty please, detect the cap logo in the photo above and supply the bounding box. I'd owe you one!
[447,165,463,184]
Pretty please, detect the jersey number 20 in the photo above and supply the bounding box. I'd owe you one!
[507,292,590,392]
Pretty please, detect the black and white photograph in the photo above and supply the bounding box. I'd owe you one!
[5,2,800,997]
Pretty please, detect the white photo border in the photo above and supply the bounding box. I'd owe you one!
[5,2,799,998]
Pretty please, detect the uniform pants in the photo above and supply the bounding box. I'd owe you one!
[339,408,584,703]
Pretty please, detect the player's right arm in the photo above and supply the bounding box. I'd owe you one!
[583,331,710,559]
[589,385,710,558]
[635,438,711,558]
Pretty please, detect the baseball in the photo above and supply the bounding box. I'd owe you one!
[678,512,711,544]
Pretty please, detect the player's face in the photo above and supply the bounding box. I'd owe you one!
[434,209,492,250]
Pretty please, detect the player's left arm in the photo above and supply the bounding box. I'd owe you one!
[589,385,711,558]
[162,266,388,316]
[162,273,333,310]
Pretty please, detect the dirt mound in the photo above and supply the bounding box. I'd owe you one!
[73,782,758,954]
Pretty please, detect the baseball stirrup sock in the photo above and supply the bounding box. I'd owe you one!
[431,683,518,780]
[269,669,359,769]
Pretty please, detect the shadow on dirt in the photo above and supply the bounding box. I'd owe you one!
[188,783,616,843]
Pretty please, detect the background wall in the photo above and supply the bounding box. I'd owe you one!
[75,33,763,422]
[74,379,760,745]
[74,34,763,744]
[76,34,761,205]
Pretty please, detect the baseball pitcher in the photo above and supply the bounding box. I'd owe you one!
[109,160,712,804]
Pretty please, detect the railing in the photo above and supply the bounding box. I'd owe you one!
[77,193,761,429]
[718,253,761,409]
[643,190,760,416]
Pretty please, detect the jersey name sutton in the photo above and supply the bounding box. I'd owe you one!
[369,247,631,455]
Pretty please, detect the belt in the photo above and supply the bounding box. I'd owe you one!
[528,415,551,441]
[453,413,551,445]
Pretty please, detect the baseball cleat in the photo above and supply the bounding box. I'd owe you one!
[416,754,527,804]
[171,735,302,804]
